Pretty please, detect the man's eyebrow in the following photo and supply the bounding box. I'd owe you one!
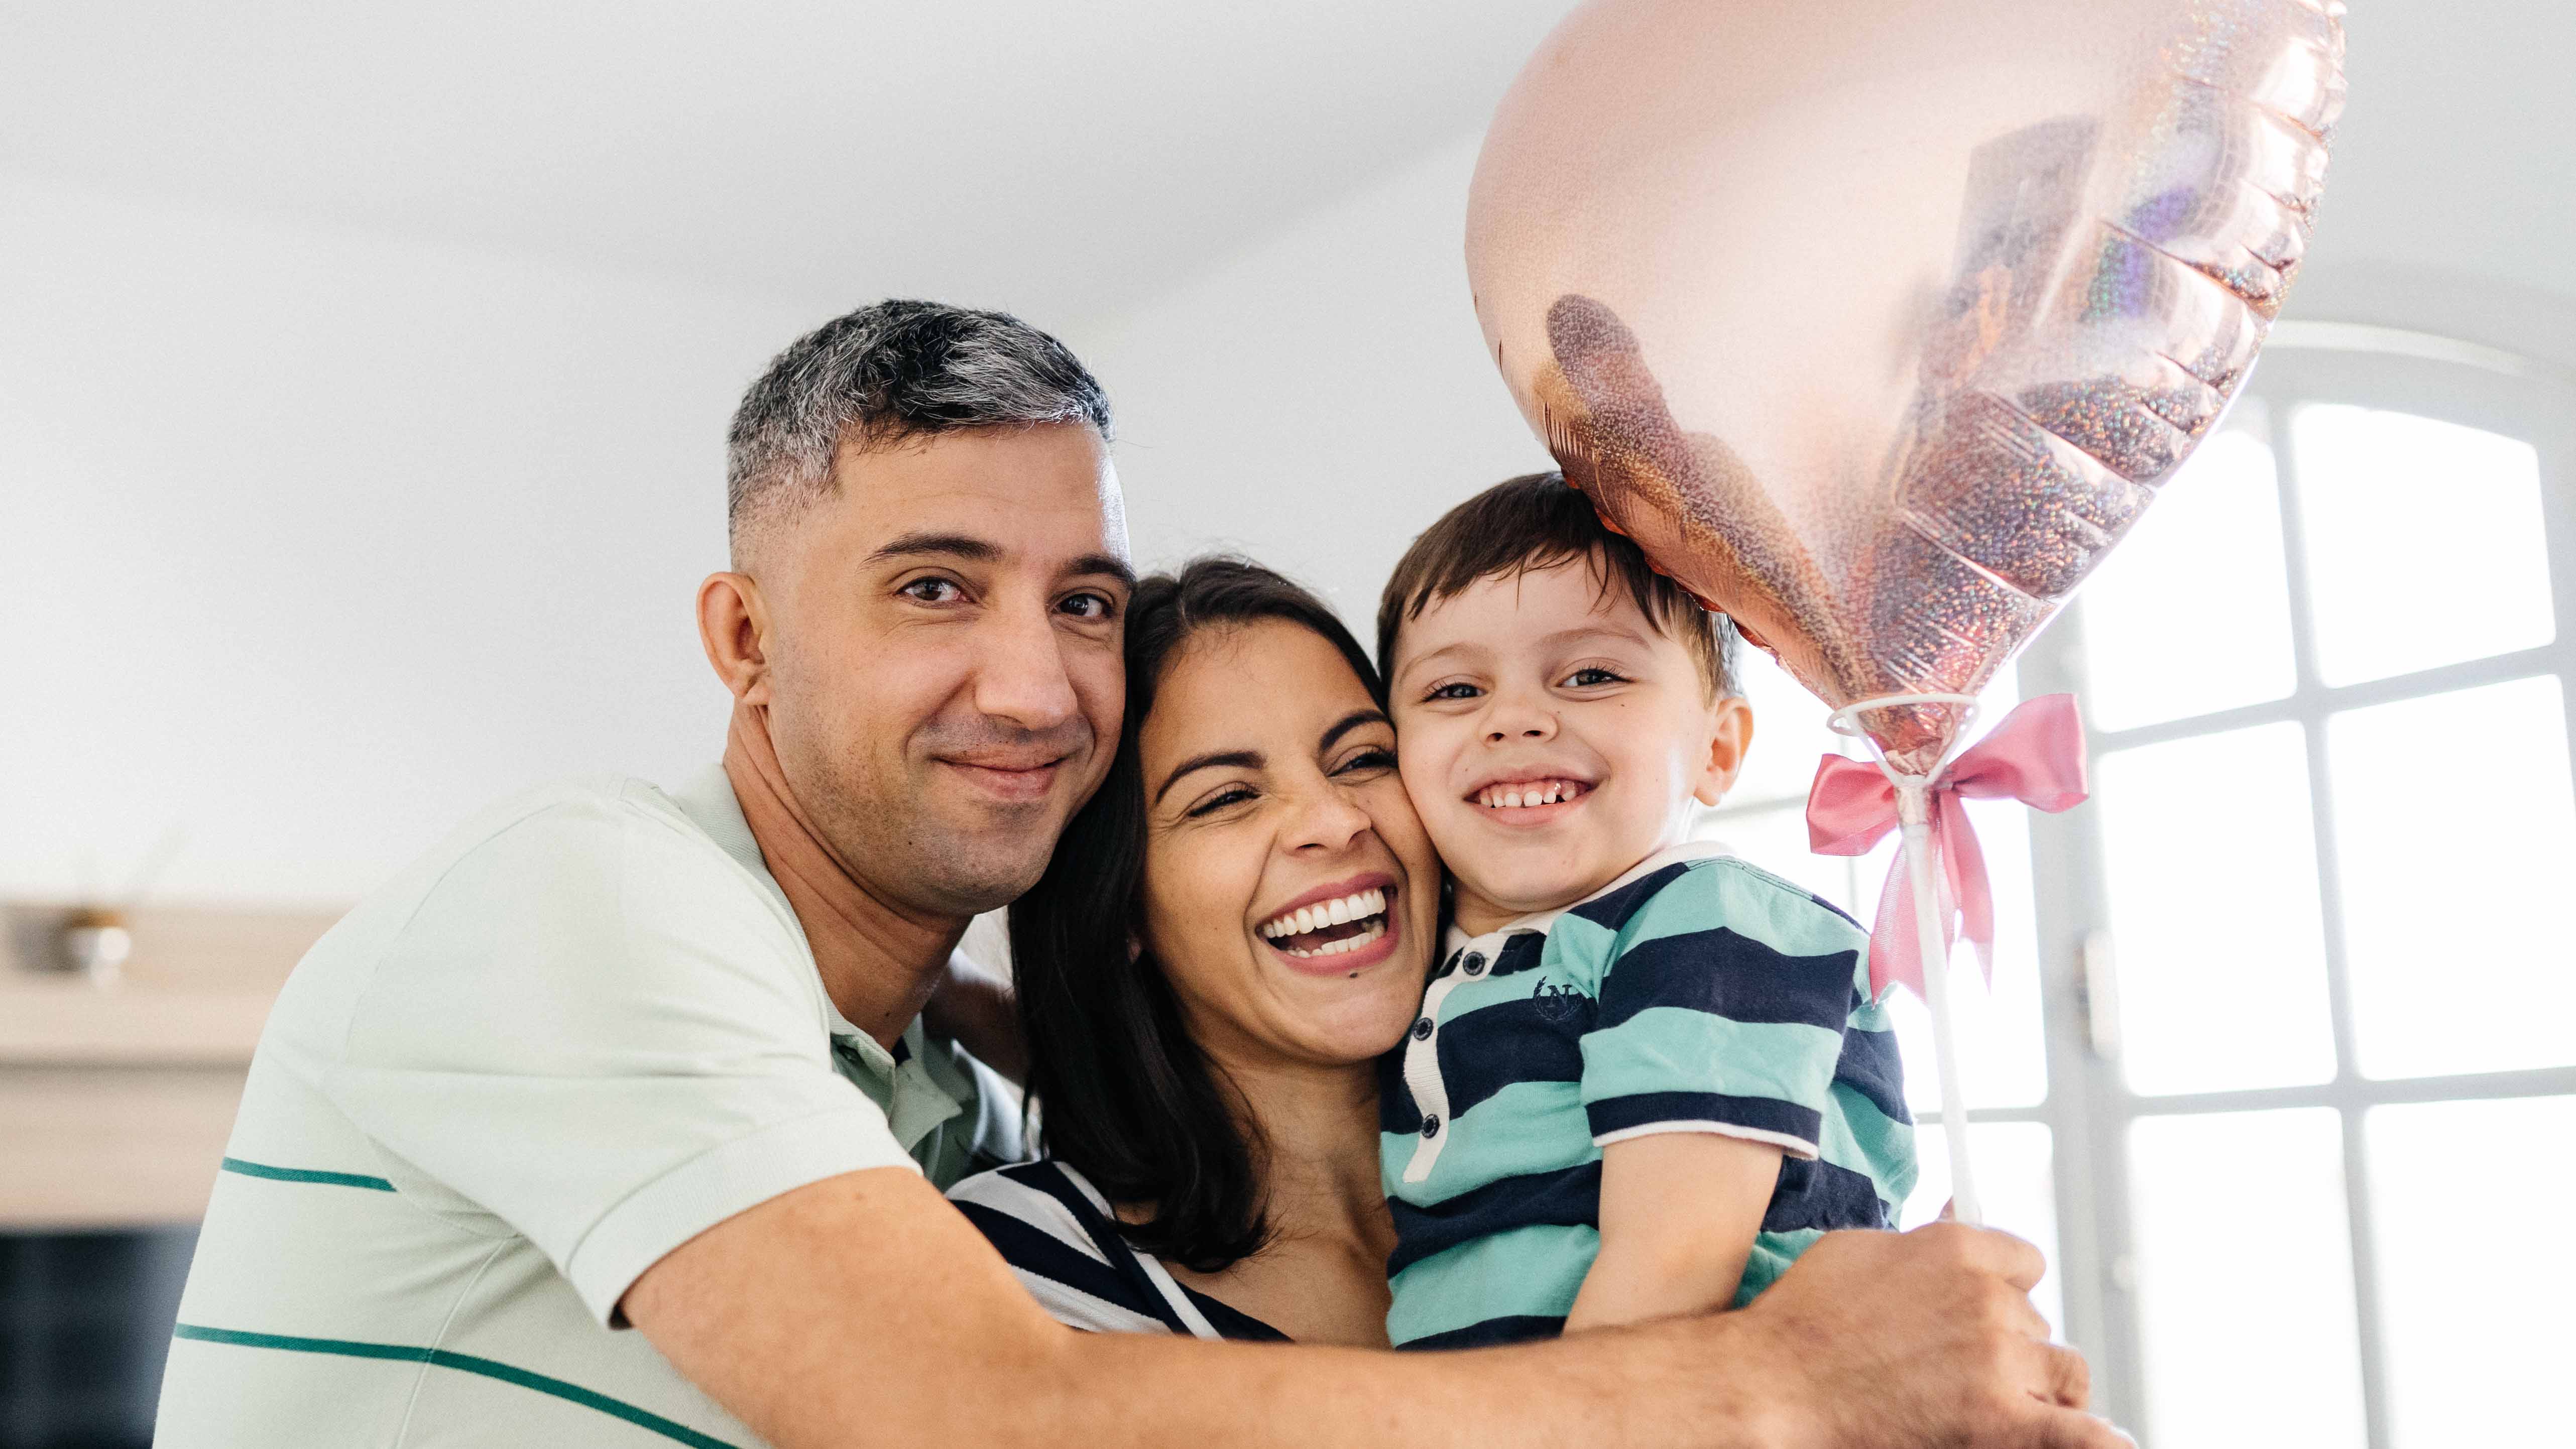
[1318,708,1389,753]
[866,531,999,565]
[1153,750,1261,807]
[1066,552,1139,588]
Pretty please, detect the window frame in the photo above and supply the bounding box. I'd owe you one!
[2011,333,2576,1442]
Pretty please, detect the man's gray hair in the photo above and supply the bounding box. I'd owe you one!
[725,299,1112,557]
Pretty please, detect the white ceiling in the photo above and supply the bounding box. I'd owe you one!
[1,2,2567,336]
[0,1,1574,324]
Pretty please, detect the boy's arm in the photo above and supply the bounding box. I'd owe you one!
[1565,1131,1786,1332]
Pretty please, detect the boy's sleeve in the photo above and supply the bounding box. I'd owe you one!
[1576,861,1868,1159]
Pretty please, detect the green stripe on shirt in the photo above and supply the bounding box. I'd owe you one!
[170,1324,745,1449]
[218,1157,396,1191]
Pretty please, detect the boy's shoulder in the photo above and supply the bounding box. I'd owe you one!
[1562,851,1866,957]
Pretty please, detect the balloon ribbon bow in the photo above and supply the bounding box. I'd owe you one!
[1805,693,2089,1001]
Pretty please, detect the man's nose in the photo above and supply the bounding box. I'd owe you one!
[972,600,1081,733]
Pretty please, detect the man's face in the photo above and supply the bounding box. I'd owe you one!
[753,423,1130,918]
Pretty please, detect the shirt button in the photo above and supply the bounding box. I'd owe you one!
[1411,1017,1434,1041]
[1420,1114,1442,1139]
[1463,951,1487,976]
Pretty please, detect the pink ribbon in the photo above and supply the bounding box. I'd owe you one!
[1805,693,2089,1001]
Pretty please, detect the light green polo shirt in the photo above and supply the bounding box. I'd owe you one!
[155,767,1021,1449]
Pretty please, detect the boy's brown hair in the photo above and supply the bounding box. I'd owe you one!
[1376,471,1738,700]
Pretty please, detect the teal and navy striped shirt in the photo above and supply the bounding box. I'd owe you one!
[1378,844,1917,1349]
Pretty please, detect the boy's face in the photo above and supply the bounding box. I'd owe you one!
[1389,558,1753,937]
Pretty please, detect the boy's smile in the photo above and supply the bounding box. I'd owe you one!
[1389,558,1752,937]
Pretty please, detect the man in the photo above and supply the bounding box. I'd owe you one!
[158,300,2121,1448]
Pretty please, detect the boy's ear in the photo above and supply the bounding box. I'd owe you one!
[1690,695,1755,808]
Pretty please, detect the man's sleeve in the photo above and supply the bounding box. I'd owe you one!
[320,791,916,1324]
[1577,862,1868,1159]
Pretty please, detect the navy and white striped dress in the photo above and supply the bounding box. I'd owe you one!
[948,1160,1287,1342]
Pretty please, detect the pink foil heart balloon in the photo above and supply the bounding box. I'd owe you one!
[1467,0,2345,775]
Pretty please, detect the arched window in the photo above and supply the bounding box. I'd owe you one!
[1705,331,2576,1447]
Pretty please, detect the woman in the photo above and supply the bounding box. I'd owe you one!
[946,556,1441,1345]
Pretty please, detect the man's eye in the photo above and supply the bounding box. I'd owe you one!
[1059,591,1117,620]
[1425,682,1482,702]
[900,577,964,605]
[1563,667,1627,687]
[1186,786,1256,818]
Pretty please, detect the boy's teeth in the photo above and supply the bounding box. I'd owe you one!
[1481,780,1583,809]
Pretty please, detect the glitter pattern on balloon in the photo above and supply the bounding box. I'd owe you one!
[1467,0,2344,1223]
[1468,0,2346,776]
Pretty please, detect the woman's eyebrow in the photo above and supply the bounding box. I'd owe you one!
[1317,708,1390,753]
[1152,750,1262,807]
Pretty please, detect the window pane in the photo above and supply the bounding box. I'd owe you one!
[2079,423,2297,730]
[1901,1122,2061,1337]
[2331,676,2576,1078]
[2097,725,2337,1094]
[2293,406,2554,686]
[2368,1096,2576,1447]
[2131,1110,2365,1449]
[1724,647,1851,806]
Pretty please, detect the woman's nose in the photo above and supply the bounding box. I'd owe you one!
[1284,786,1374,854]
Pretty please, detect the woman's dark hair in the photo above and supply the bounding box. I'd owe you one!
[1009,555,1385,1272]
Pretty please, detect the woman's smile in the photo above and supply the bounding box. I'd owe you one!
[1255,871,1404,976]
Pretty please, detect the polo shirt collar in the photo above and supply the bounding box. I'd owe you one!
[677,764,968,1155]
[1440,838,1737,961]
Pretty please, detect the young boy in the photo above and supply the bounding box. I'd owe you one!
[1373,472,1916,1349]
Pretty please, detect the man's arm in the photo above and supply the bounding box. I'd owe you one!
[625,1166,2127,1449]
[1566,1132,1785,1332]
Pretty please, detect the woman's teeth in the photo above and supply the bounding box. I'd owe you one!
[1476,779,1587,810]
[1258,887,1390,956]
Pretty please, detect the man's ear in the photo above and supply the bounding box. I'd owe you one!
[1690,694,1755,808]
[697,571,776,707]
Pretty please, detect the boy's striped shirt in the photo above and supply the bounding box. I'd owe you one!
[1377,843,1917,1349]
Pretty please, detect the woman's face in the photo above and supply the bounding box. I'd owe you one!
[1136,619,1442,1071]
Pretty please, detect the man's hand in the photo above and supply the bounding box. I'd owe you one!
[1728,1223,2129,1449]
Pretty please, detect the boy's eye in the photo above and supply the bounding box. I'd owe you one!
[900,577,964,605]
[1186,786,1257,818]
[1424,682,1483,702]
[1561,666,1627,688]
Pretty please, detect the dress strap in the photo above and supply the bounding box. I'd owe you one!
[1051,1163,1224,1341]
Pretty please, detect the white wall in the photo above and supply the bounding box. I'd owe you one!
[1082,136,1552,631]
[1,176,811,904]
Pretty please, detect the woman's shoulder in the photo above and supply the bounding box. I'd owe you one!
[948,1159,1289,1343]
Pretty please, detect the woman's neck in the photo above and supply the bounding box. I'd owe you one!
[1218,1051,1388,1243]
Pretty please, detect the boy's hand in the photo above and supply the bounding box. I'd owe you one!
[921,954,1026,1085]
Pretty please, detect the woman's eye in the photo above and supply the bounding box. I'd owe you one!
[1562,666,1627,688]
[1186,786,1256,818]
[1334,747,1397,776]
[1425,682,1482,702]
[900,577,964,605]
[1058,591,1117,621]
